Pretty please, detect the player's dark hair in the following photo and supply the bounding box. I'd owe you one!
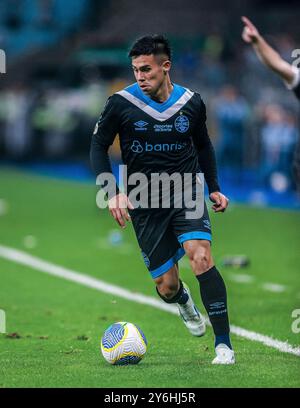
[128,35,172,60]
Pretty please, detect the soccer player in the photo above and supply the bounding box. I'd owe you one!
[90,35,235,364]
[241,16,300,190]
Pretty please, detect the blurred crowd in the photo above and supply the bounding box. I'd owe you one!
[0,0,299,193]
[0,0,90,56]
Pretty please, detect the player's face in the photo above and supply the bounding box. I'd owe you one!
[132,54,170,96]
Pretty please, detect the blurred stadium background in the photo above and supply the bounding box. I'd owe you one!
[1,0,300,204]
[0,0,299,388]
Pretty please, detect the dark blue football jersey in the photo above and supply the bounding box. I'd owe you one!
[90,83,220,197]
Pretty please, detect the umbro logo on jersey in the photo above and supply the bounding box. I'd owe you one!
[134,120,148,131]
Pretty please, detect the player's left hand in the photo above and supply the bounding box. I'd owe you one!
[209,192,229,213]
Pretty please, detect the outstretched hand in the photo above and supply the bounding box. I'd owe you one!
[209,192,229,213]
[241,16,260,44]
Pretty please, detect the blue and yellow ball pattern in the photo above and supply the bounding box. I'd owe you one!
[101,322,147,365]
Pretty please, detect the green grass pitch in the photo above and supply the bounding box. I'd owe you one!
[0,168,299,388]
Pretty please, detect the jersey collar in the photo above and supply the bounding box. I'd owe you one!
[116,83,194,122]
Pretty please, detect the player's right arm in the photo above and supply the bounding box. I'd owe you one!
[241,16,299,88]
[90,95,133,228]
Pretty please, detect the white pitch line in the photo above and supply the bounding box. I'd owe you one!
[0,244,176,315]
[0,244,299,357]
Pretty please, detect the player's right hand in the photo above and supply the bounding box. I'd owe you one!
[241,16,260,44]
[108,193,134,228]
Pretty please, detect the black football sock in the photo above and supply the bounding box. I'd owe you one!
[156,279,189,304]
[196,266,232,349]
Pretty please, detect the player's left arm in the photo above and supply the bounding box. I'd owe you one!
[192,98,229,213]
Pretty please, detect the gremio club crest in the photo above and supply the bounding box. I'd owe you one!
[175,115,189,133]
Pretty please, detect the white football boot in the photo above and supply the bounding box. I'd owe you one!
[212,343,235,365]
[177,282,206,337]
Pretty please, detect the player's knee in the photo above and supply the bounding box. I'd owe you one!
[186,243,211,273]
[193,253,210,273]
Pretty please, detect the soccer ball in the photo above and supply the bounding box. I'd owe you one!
[101,322,147,365]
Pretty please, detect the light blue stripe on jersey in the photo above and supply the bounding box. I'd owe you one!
[124,83,186,113]
[177,231,212,244]
[150,247,185,279]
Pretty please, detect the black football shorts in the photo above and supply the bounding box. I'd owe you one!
[129,202,212,279]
